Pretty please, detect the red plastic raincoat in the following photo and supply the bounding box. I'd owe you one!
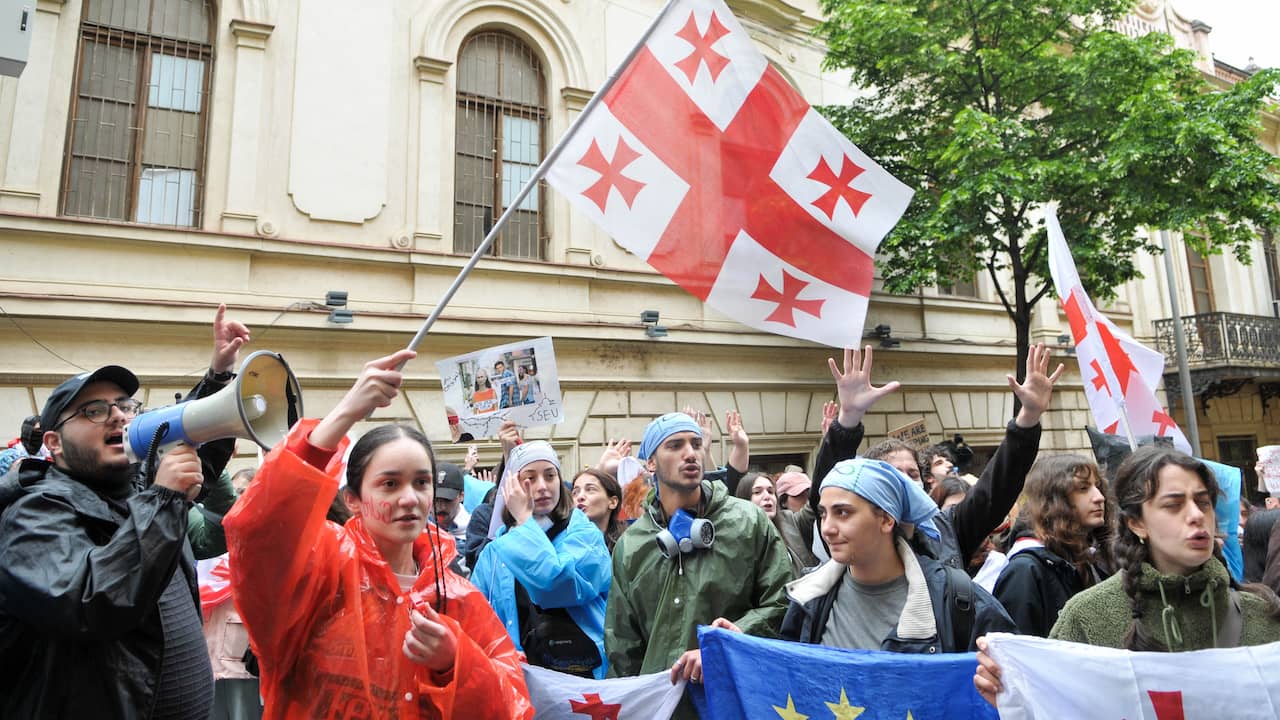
[224,419,534,720]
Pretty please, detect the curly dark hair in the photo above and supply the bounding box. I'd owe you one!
[1112,446,1280,651]
[1021,454,1114,586]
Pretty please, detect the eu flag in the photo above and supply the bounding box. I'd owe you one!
[695,627,997,720]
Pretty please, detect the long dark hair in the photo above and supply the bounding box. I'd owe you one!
[1113,447,1280,650]
[1022,454,1114,585]
[573,468,623,550]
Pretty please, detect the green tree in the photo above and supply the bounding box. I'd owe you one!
[818,0,1280,388]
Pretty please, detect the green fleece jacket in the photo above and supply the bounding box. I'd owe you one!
[605,480,791,671]
[1050,557,1280,650]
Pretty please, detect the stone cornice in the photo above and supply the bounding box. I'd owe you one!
[230,19,274,49]
[414,56,452,84]
[561,87,593,112]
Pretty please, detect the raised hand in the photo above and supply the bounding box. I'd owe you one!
[309,349,415,450]
[464,444,479,473]
[725,410,748,450]
[1010,342,1064,428]
[210,303,251,375]
[820,400,838,435]
[498,420,522,456]
[597,438,632,475]
[829,346,900,428]
[474,468,495,485]
[502,467,533,526]
[725,410,749,473]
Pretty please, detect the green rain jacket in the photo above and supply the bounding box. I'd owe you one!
[605,480,792,680]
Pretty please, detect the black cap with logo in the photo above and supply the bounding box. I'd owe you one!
[41,366,140,431]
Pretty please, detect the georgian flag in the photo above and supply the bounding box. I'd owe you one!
[545,0,913,348]
[197,553,233,616]
[523,665,684,719]
[986,633,1280,719]
[1046,207,1191,452]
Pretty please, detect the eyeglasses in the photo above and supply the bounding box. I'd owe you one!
[54,399,143,429]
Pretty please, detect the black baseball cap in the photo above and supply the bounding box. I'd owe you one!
[435,462,465,501]
[41,366,140,431]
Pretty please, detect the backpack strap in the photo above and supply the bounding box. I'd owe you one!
[943,564,976,651]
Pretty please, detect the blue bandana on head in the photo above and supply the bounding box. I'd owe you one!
[820,458,942,540]
[638,412,703,461]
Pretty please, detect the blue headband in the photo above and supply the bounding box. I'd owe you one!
[820,458,942,540]
[639,412,703,461]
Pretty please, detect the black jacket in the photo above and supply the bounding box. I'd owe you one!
[780,547,1016,653]
[0,378,232,718]
[992,544,1083,637]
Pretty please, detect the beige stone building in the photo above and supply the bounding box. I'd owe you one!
[0,0,1275,485]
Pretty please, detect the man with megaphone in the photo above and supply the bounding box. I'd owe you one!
[0,304,250,719]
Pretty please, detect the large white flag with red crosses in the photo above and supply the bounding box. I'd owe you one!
[987,633,1280,719]
[545,0,913,348]
[523,664,684,719]
[1046,208,1191,452]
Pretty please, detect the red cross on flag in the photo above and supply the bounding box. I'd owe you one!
[545,0,913,348]
[522,664,684,719]
[1046,207,1191,452]
[986,633,1280,719]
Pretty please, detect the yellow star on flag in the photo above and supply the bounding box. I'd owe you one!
[773,694,809,720]
[824,688,865,720]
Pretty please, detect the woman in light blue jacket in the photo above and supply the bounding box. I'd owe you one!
[472,441,612,678]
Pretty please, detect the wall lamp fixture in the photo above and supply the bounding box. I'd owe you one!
[874,324,900,349]
[641,310,668,338]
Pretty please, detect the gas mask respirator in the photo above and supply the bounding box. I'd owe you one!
[655,508,715,559]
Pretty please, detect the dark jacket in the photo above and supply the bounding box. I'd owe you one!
[1243,508,1280,586]
[0,376,232,718]
[780,538,1016,652]
[0,462,200,718]
[993,542,1083,637]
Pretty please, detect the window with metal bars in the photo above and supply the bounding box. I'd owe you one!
[60,0,213,228]
[453,32,547,260]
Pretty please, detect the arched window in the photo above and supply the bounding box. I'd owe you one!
[60,0,214,227]
[454,31,547,259]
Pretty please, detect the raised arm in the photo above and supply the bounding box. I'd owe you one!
[811,347,895,515]
[225,349,415,672]
[950,342,1062,564]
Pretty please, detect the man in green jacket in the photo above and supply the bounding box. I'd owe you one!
[605,412,791,716]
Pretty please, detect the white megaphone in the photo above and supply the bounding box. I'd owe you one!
[124,351,304,462]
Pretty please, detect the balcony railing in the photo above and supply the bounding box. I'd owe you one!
[1152,313,1280,368]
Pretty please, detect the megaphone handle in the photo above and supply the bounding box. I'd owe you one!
[142,421,171,487]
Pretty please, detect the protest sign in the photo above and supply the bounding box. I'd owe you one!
[436,337,563,439]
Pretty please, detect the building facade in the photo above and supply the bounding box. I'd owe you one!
[0,0,1274,482]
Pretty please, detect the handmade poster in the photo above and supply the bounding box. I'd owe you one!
[437,337,563,439]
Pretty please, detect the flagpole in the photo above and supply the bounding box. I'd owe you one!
[398,0,682,368]
[1160,229,1201,452]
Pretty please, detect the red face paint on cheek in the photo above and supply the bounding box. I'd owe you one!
[362,500,396,523]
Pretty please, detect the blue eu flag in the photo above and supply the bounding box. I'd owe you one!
[694,627,997,720]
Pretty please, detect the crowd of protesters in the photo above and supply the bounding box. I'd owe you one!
[2,305,1279,719]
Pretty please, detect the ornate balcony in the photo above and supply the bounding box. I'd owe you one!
[1152,313,1280,413]
[1153,313,1280,367]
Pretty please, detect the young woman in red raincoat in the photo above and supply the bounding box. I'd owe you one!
[224,349,534,719]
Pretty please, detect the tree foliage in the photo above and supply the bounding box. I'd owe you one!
[817,0,1280,379]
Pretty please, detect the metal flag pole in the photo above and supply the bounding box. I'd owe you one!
[1160,229,1201,451]
[396,0,683,369]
